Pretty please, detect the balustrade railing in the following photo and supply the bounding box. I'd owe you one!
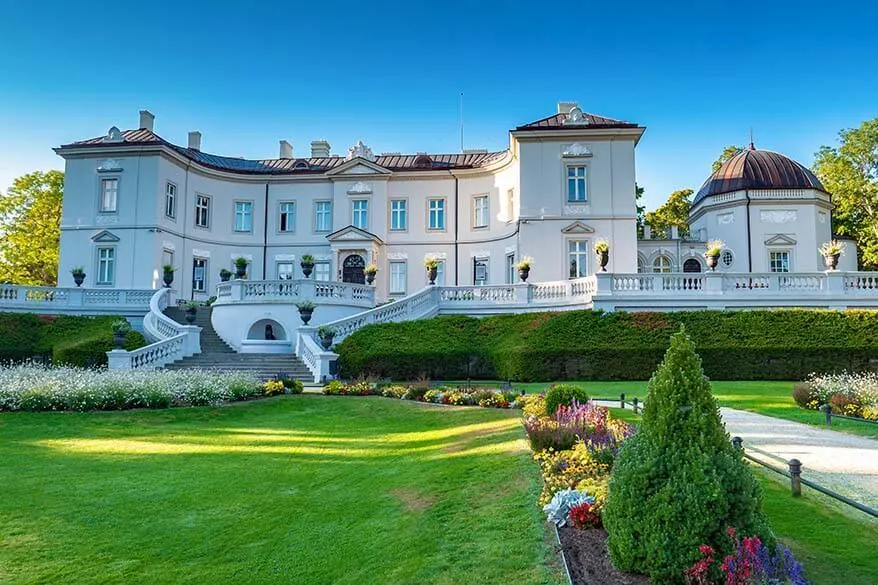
[0,284,153,313]
[213,279,375,308]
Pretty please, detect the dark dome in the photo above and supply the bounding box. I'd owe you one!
[694,147,826,205]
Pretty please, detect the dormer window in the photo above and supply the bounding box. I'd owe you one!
[414,154,433,169]
[293,160,310,170]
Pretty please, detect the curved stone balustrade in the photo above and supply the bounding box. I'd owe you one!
[214,279,375,308]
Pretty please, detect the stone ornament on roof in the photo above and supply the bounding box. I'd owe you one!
[563,107,588,125]
[104,126,124,142]
[346,140,375,161]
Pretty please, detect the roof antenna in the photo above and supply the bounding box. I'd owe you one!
[749,127,755,150]
[459,92,465,152]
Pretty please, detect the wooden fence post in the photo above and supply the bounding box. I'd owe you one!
[788,459,802,497]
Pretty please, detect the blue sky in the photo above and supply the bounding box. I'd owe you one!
[1,1,875,210]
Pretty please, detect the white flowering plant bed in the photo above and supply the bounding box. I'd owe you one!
[0,364,262,412]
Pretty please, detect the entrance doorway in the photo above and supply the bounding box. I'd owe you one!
[342,254,366,284]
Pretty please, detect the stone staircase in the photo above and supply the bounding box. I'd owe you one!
[162,306,313,381]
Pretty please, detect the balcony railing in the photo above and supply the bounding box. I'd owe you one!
[0,285,154,314]
[214,279,375,308]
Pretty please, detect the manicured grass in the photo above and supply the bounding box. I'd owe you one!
[0,397,562,584]
[753,467,878,585]
[479,380,877,438]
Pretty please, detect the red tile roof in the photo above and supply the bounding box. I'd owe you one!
[515,111,639,131]
[60,130,507,175]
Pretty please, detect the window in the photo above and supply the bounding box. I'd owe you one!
[164,182,176,218]
[315,201,332,232]
[567,166,587,202]
[352,199,368,229]
[506,253,515,284]
[506,188,515,220]
[277,262,294,280]
[473,196,489,228]
[314,261,331,281]
[473,258,488,285]
[234,201,253,232]
[721,249,734,268]
[683,258,702,273]
[568,241,588,278]
[96,247,115,285]
[652,256,672,273]
[278,202,296,232]
[428,198,445,230]
[192,258,207,292]
[390,261,407,294]
[390,199,407,231]
[100,178,118,212]
[195,195,210,228]
[769,250,790,273]
[435,260,445,285]
[162,249,174,269]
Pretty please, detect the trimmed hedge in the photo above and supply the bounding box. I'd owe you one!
[336,310,878,381]
[0,313,146,367]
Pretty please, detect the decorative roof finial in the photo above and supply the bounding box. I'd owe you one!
[749,128,756,150]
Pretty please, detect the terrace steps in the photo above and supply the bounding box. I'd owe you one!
[162,306,312,381]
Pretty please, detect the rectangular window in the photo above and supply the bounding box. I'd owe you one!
[567,166,587,202]
[195,195,210,228]
[769,251,790,273]
[314,261,330,281]
[568,240,588,278]
[473,196,489,228]
[234,201,253,232]
[473,258,488,285]
[506,253,515,284]
[100,178,118,212]
[435,260,445,286]
[428,198,445,230]
[192,258,207,292]
[162,249,174,269]
[390,261,407,294]
[390,199,407,231]
[506,188,515,220]
[164,182,176,218]
[96,247,115,285]
[279,202,296,232]
[315,201,332,232]
[352,199,369,229]
[277,262,294,280]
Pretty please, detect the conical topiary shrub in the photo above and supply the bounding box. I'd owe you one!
[602,326,773,584]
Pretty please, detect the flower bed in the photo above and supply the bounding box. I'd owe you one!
[0,364,262,412]
[322,380,522,409]
[793,372,878,420]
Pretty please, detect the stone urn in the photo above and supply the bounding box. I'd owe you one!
[366,272,376,285]
[220,270,232,282]
[234,265,247,280]
[704,254,719,271]
[824,253,840,271]
[427,266,438,285]
[319,331,335,350]
[301,262,314,278]
[162,269,174,288]
[184,306,197,324]
[597,251,609,272]
[113,332,126,349]
[298,306,314,325]
[518,267,530,282]
[72,272,85,287]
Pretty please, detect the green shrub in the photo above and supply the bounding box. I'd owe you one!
[602,328,772,584]
[336,309,878,381]
[544,384,589,415]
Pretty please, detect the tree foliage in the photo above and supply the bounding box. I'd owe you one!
[711,145,744,173]
[645,188,693,238]
[813,118,878,270]
[0,171,64,285]
[635,183,646,238]
[602,328,772,583]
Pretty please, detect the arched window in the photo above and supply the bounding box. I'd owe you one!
[637,257,647,273]
[683,258,702,273]
[652,256,672,273]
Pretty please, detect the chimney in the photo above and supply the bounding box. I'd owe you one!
[188,131,202,151]
[279,140,293,159]
[557,101,578,114]
[670,225,679,240]
[139,110,155,131]
[311,140,330,157]
[643,225,651,240]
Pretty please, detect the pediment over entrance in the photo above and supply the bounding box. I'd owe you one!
[326,225,384,244]
[325,157,391,177]
[91,229,120,242]
[560,221,596,234]
[764,234,797,246]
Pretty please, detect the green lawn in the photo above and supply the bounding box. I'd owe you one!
[498,380,876,438]
[0,397,561,585]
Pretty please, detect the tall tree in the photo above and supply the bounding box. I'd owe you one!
[813,118,878,270]
[645,188,693,238]
[0,170,64,285]
[711,145,744,173]
[635,183,646,238]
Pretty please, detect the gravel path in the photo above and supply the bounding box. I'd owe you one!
[596,400,878,510]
